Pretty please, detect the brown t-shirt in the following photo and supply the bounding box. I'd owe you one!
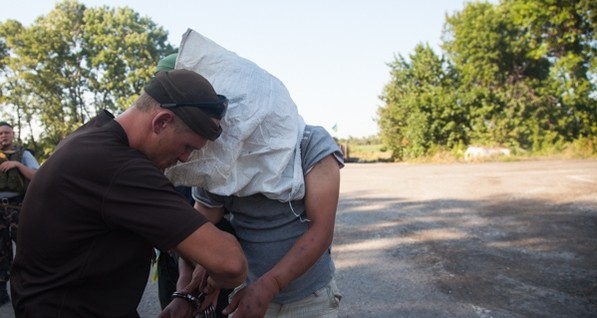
[11,110,207,317]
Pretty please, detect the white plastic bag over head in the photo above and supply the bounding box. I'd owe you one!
[165,29,306,202]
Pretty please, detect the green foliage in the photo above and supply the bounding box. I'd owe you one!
[379,44,465,160]
[0,0,175,159]
[377,0,596,161]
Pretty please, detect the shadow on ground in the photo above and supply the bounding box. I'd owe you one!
[333,192,597,318]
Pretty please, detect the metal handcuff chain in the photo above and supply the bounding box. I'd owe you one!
[171,291,217,318]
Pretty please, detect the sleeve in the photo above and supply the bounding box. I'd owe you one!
[301,126,345,175]
[102,158,207,251]
[21,151,40,169]
[192,186,225,208]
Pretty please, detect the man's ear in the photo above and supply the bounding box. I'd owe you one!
[152,111,175,134]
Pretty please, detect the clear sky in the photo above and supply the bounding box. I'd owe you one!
[1,0,474,138]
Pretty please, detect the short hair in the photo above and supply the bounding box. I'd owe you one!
[134,92,192,134]
[133,92,161,112]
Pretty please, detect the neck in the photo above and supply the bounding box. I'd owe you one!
[115,107,150,151]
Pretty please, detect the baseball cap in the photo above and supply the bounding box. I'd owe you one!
[143,69,227,141]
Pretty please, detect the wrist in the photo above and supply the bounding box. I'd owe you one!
[260,273,282,295]
[171,291,199,310]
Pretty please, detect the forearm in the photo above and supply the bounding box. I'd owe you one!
[176,223,247,290]
[263,155,340,292]
[203,232,247,289]
[176,257,194,291]
[262,225,334,292]
[189,202,244,288]
[194,201,224,223]
[18,164,37,180]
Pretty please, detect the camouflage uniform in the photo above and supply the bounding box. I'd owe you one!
[0,201,20,282]
[0,147,28,283]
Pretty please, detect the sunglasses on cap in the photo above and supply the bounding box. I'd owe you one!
[160,94,228,120]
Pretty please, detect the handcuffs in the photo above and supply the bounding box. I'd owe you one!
[171,291,200,309]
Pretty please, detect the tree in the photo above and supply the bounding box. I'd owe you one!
[442,0,595,151]
[443,1,542,149]
[378,44,463,160]
[0,20,40,149]
[0,0,175,159]
[378,0,595,161]
[506,0,596,143]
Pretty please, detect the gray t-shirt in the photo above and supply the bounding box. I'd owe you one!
[193,125,344,303]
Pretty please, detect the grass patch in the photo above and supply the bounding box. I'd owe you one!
[341,141,597,163]
[341,143,392,163]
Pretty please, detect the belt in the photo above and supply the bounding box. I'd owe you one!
[1,195,23,205]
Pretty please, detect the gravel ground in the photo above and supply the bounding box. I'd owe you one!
[2,159,596,317]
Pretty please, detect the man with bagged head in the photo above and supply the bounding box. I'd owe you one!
[10,69,247,318]
[165,31,344,318]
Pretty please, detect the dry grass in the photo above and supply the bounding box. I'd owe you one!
[344,144,392,163]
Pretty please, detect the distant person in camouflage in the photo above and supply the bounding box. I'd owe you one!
[0,121,39,306]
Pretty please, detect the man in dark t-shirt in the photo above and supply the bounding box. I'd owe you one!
[10,70,247,318]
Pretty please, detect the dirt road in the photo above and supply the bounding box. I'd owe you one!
[333,159,596,318]
[2,159,596,317]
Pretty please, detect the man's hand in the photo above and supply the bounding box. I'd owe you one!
[178,264,221,311]
[0,160,20,173]
[223,275,279,317]
[158,298,196,318]
[179,264,208,294]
